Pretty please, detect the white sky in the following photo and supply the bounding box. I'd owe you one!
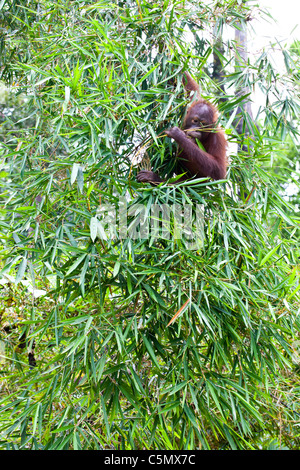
[249,1,299,196]
[245,0,299,116]
[252,0,299,47]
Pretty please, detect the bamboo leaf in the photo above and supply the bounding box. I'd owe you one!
[167,298,190,327]
[90,216,98,242]
[70,163,80,185]
[66,254,86,276]
[15,258,27,284]
[141,334,160,369]
[260,244,281,266]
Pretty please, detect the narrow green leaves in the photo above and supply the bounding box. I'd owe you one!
[90,216,98,242]
[259,244,281,266]
[15,257,27,284]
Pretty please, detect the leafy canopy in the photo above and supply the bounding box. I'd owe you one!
[0,0,300,451]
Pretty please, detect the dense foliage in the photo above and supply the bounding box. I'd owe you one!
[0,0,300,450]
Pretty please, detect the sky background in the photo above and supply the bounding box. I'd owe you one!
[253,0,299,47]
[245,0,299,116]
[248,0,299,196]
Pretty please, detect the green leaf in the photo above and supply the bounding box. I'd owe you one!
[90,216,98,242]
[260,244,281,266]
[143,284,166,307]
[141,334,160,369]
[15,258,27,284]
[164,380,189,395]
[135,63,160,87]
[66,254,86,276]
[70,163,80,185]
